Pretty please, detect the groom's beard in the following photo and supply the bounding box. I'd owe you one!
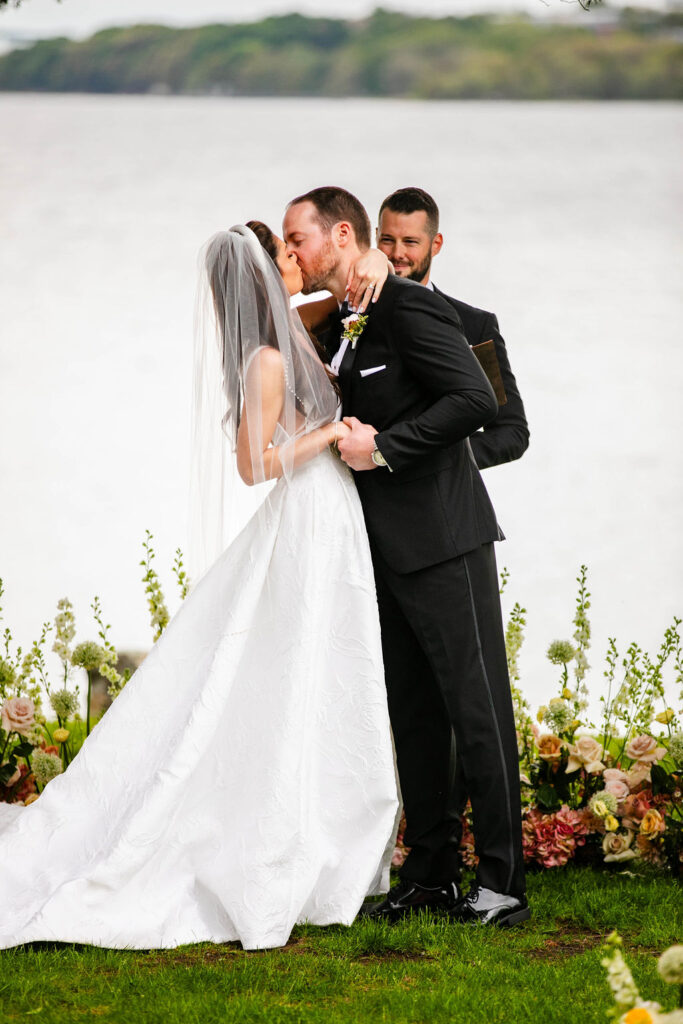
[300,238,340,295]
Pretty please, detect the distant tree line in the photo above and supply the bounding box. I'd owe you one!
[0,9,681,99]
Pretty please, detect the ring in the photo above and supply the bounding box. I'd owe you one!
[368,283,375,290]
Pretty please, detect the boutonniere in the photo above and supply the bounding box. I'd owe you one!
[341,312,369,350]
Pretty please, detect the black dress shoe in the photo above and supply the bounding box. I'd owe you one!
[358,879,461,922]
[451,886,530,927]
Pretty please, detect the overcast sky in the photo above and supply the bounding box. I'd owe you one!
[0,0,674,41]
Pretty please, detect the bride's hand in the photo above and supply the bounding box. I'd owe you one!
[329,421,351,449]
[346,250,393,314]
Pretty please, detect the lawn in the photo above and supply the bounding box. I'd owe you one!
[1,868,680,1024]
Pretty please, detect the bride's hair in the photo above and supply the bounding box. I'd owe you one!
[245,219,340,397]
[245,220,279,264]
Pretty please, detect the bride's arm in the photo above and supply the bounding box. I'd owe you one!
[236,347,346,485]
[296,249,393,332]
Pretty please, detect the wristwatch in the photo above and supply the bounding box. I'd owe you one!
[371,443,389,468]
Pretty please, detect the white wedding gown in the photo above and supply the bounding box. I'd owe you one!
[0,447,399,950]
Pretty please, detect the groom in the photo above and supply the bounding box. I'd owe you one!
[283,187,528,926]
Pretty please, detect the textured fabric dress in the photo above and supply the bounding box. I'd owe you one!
[0,448,399,951]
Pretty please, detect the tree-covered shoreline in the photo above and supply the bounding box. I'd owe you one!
[0,9,681,100]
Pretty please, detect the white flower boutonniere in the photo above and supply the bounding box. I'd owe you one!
[341,312,369,350]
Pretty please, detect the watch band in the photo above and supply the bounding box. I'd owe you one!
[371,444,388,468]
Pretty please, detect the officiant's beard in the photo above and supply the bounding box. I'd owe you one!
[299,238,340,295]
[398,251,433,285]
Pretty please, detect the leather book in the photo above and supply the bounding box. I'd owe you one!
[472,339,507,406]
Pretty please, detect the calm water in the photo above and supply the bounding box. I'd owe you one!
[1,95,681,713]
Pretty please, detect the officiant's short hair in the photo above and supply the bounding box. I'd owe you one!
[379,187,440,238]
[288,187,371,250]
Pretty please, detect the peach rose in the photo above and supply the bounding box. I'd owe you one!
[639,809,665,841]
[626,763,651,791]
[538,734,564,763]
[1,697,35,736]
[602,829,637,863]
[603,769,631,802]
[625,734,666,764]
[566,735,605,774]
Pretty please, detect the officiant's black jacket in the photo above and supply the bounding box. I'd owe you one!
[333,275,504,574]
[431,286,530,470]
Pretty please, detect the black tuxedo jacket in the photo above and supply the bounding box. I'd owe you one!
[326,275,504,574]
[432,285,529,470]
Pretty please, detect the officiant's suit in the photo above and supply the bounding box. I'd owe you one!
[325,274,525,897]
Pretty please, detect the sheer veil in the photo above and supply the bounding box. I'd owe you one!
[189,225,338,580]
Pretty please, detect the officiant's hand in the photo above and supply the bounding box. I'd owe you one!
[338,417,378,471]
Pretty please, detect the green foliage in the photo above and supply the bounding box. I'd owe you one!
[0,870,679,1024]
[0,9,681,99]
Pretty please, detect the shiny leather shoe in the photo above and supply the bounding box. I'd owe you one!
[358,879,461,922]
[451,886,530,927]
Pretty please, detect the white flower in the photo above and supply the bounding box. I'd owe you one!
[31,749,63,787]
[657,945,683,985]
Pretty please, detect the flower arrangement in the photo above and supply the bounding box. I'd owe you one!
[601,932,683,1023]
[341,312,368,350]
[0,534,189,806]
[1,550,680,880]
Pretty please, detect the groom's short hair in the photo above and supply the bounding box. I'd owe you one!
[379,187,440,238]
[288,187,371,250]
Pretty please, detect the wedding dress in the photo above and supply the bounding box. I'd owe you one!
[0,227,399,951]
[0,445,398,951]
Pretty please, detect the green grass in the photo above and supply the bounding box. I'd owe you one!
[1,869,680,1024]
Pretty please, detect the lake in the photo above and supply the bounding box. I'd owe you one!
[1,94,681,715]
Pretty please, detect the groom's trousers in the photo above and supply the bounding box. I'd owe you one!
[371,540,526,897]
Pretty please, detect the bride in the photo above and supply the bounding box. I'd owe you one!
[0,224,399,952]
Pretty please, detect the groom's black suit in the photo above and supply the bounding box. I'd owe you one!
[325,275,525,897]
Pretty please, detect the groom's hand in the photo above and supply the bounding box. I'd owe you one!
[338,417,378,471]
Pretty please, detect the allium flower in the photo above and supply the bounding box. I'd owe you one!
[538,733,564,763]
[666,733,683,769]
[543,698,574,735]
[1,696,35,735]
[657,945,683,985]
[589,790,618,818]
[567,735,605,774]
[72,641,115,672]
[49,688,79,721]
[31,749,63,787]
[53,727,69,743]
[639,809,665,841]
[547,640,576,665]
[602,830,637,863]
[626,734,667,765]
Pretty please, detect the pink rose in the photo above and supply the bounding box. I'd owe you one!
[1,697,35,736]
[603,769,630,802]
[566,735,604,774]
[625,734,666,764]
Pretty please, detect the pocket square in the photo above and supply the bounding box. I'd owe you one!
[359,365,387,378]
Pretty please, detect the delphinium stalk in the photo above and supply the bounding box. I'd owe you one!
[173,548,190,601]
[141,530,169,641]
[599,637,619,761]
